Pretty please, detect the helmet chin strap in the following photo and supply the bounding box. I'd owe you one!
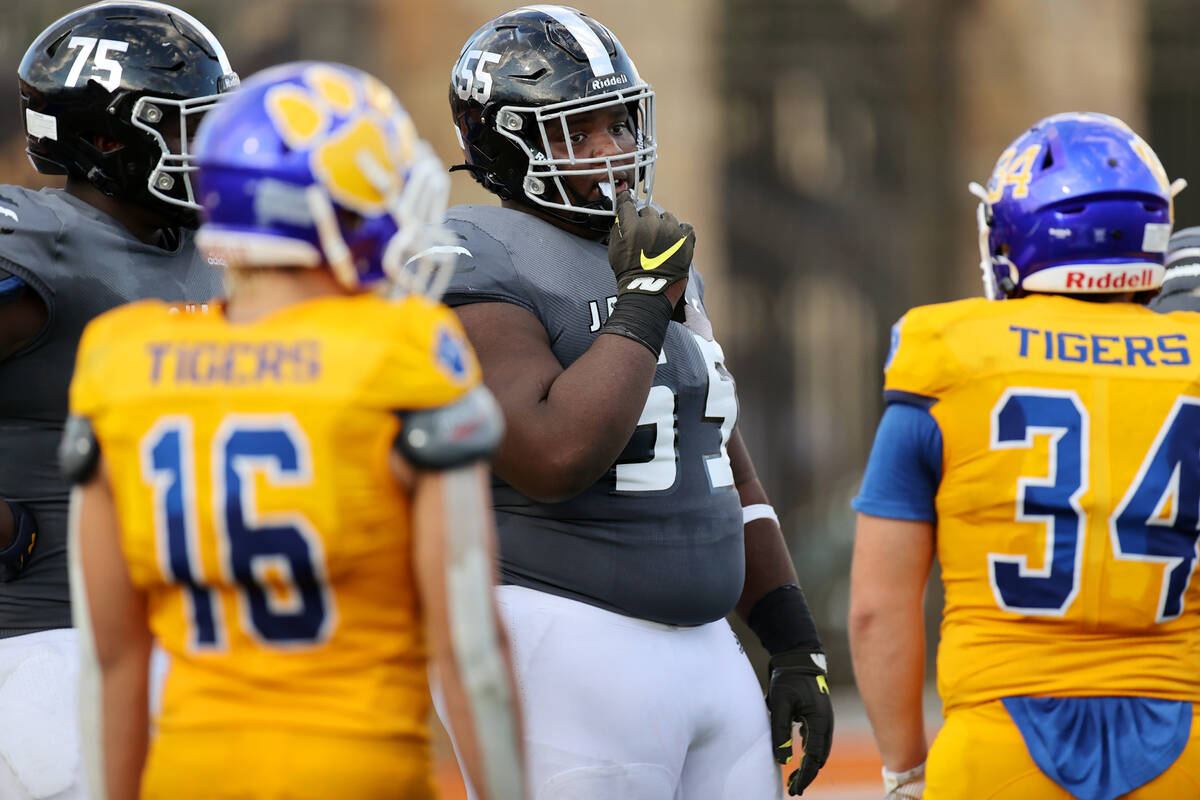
[968,181,1002,300]
[522,177,614,235]
[382,143,455,300]
[305,186,359,289]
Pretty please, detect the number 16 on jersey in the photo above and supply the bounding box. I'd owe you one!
[142,414,336,652]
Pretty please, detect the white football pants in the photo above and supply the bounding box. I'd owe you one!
[442,585,784,800]
[0,629,84,800]
[0,628,170,800]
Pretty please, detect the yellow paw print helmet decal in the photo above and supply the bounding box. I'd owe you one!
[264,64,417,215]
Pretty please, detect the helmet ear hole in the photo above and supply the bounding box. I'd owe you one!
[44,30,72,58]
[336,208,366,234]
[82,131,122,154]
[1041,149,1054,170]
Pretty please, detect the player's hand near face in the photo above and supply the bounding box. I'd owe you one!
[607,189,694,299]
[599,190,695,355]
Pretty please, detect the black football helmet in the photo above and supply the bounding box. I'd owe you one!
[18,1,238,226]
[449,5,656,232]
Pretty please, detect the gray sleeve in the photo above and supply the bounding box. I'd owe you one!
[680,264,719,341]
[394,386,505,470]
[690,264,708,301]
[440,218,538,315]
[1149,287,1200,313]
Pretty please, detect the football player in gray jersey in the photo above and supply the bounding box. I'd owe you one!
[0,4,236,798]
[1151,227,1200,312]
[441,6,833,798]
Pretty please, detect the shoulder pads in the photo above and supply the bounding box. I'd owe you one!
[59,414,101,484]
[440,211,538,312]
[394,386,504,470]
[0,187,64,283]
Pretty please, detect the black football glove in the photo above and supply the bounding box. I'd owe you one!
[607,190,695,298]
[0,501,38,583]
[767,648,834,796]
[600,191,696,355]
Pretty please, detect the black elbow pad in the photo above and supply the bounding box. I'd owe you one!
[59,414,101,484]
[394,386,504,469]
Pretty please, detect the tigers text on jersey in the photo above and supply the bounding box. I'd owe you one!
[0,186,221,636]
[68,293,480,793]
[442,205,744,626]
[885,295,1200,712]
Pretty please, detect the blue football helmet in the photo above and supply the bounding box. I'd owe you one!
[969,112,1182,299]
[193,61,452,293]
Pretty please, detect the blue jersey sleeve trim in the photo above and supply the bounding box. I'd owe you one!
[1002,696,1192,800]
[882,389,937,409]
[852,402,942,522]
[0,275,26,298]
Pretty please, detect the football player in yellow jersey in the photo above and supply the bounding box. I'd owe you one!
[60,62,524,800]
[849,112,1200,800]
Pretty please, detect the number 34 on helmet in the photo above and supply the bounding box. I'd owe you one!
[969,112,1185,300]
[193,61,453,294]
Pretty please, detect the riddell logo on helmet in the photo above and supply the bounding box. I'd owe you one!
[590,73,630,91]
[1065,269,1156,290]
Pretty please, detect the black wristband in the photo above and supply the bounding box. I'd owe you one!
[746,582,822,655]
[0,501,37,583]
[599,292,674,356]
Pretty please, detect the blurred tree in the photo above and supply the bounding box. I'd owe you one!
[1148,0,1200,226]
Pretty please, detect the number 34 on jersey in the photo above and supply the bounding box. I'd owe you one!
[988,389,1200,624]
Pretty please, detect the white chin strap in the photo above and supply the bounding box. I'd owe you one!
[968,181,1001,300]
[198,139,453,294]
[308,140,454,294]
[382,142,455,301]
[305,186,359,288]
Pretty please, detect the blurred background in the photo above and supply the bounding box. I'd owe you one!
[5,0,1195,796]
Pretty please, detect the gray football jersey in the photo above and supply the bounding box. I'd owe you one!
[1150,271,1200,313]
[443,205,744,626]
[0,187,222,636]
[1152,226,1200,313]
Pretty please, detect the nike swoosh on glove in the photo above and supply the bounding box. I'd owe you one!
[607,190,694,296]
[767,648,834,796]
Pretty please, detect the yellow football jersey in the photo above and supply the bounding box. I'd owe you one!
[69,293,481,798]
[886,295,1200,713]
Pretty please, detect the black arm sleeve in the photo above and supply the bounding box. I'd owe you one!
[747,582,823,654]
